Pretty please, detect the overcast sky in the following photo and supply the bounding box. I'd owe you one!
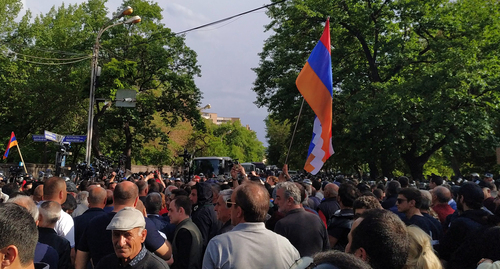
[23,0,273,146]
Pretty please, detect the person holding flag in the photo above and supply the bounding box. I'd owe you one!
[295,19,334,175]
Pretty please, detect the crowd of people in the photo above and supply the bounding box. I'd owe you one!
[1,165,500,269]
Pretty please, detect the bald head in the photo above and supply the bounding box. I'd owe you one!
[88,187,107,208]
[324,183,339,199]
[433,186,452,204]
[33,185,43,203]
[114,181,139,207]
[43,177,67,204]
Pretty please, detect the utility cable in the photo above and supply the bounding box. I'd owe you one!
[174,0,287,35]
[0,41,89,56]
[10,51,91,61]
[6,55,91,65]
[131,0,288,47]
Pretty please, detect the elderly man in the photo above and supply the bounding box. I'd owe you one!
[274,182,329,256]
[0,203,42,269]
[431,186,455,224]
[317,183,340,227]
[38,201,72,269]
[75,181,171,269]
[213,189,234,235]
[203,182,300,269]
[95,207,169,269]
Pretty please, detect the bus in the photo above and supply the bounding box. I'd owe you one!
[191,157,233,178]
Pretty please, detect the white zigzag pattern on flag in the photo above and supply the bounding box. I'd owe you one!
[308,117,326,175]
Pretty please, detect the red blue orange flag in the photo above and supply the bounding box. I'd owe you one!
[296,19,334,175]
[3,132,18,159]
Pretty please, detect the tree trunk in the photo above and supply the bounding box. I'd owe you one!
[368,160,379,180]
[402,155,427,182]
[123,121,132,170]
[380,154,395,179]
[450,153,462,178]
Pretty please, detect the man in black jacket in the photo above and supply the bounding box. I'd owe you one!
[437,182,499,268]
[169,196,203,269]
[189,182,221,250]
[328,183,360,250]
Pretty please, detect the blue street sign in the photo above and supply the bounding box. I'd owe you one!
[63,135,87,143]
[32,135,48,142]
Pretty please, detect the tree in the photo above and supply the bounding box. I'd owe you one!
[264,116,290,167]
[185,120,265,163]
[254,0,500,180]
[0,0,204,170]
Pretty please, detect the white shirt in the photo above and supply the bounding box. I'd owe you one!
[55,209,75,248]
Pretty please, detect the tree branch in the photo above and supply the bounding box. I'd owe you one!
[339,22,381,82]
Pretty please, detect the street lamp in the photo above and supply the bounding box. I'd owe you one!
[85,8,141,165]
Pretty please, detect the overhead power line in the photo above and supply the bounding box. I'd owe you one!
[0,0,289,63]
[174,0,287,35]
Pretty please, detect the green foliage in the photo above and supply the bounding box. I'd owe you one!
[0,0,203,168]
[265,116,292,167]
[254,0,500,180]
[187,120,265,163]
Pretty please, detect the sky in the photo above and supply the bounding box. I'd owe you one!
[23,0,274,146]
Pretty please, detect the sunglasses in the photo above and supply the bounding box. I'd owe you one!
[214,199,237,208]
[397,198,407,204]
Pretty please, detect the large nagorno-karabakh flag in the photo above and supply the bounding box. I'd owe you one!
[296,19,334,175]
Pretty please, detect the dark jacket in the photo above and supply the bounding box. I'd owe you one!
[191,182,221,250]
[438,209,497,262]
[381,195,397,210]
[317,198,340,227]
[172,218,203,269]
[38,227,71,269]
[327,209,354,251]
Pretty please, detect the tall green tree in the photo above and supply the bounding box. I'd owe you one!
[0,0,203,169]
[254,0,500,180]
[186,120,265,163]
[265,116,291,167]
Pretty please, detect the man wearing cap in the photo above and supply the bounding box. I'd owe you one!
[95,207,169,269]
[75,181,171,269]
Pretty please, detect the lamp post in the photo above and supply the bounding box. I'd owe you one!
[85,7,141,165]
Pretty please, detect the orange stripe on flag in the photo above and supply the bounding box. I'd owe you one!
[296,62,333,127]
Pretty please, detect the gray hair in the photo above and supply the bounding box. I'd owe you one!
[76,191,89,204]
[219,189,234,207]
[39,201,61,225]
[7,195,39,221]
[276,182,301,205]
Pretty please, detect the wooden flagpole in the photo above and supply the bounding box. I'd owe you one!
[15,144,28,174]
